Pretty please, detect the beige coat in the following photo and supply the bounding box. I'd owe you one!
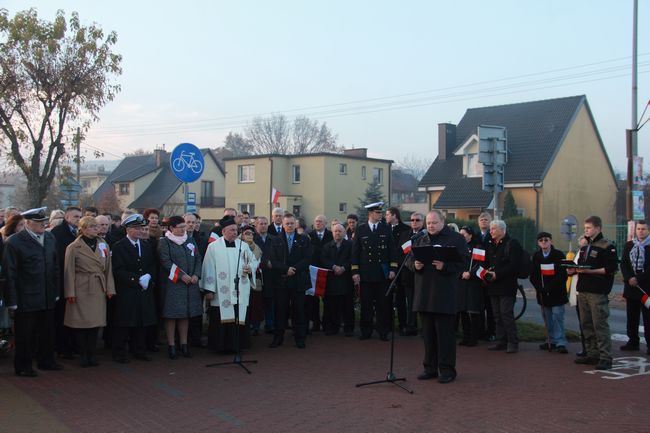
[63,236,116,328]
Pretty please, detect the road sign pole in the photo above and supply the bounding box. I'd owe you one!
[185,182,188,214]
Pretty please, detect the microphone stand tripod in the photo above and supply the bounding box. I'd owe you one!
[356,248,414,394]
[206,238,258,374]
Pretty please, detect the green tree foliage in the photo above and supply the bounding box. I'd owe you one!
[356,182,385,223]
[0,8,122,207]
[502,190,519,219]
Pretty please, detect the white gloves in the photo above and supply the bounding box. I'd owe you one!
[139,273,152,290]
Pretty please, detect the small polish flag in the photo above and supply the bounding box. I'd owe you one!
[471,248,486,262]
[540,263,555,276]
[401,240,412,254]
[642,294,650,309]
[476,266,488,281]
[168,264,182,283]
[208,232,219,244]
[307,265,329,297]
[271,187,281,204]
[98,242,108,258]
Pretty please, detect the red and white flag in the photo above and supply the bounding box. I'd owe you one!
[98,242,108,258]
[540,263,555,276]
[168,264,182,283]
[307,265,329,297]
[208,232,219,244]
[271,187,281,204]
[471,248,486,262]
[476,266,488,281]
[401,240,412,254]
[642,294,650,309]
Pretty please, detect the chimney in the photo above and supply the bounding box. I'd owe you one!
[437,123,456,161]
[154,148,166,167]
[342,148,367,158]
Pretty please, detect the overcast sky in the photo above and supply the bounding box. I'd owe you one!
[4,0,649,172]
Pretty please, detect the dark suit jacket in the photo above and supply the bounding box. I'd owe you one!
[2,230,59,312]
[270,232,313,291]
[486,234,523,297]
[308,229,333,268]
[254,233,279,297]
[51,222,77,290]
[351,221,398,283]
[111,237,157,327]
[320,239,353,296]
[621,240,650,300]
[268,224,285,237]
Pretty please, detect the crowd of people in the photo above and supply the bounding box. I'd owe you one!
[0,202,646,384]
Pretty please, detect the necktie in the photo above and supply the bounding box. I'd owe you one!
[134,241,140,257]
[372,224,376,233]
[318,233,323,241]
[287,235,293,252]
[71,227,77,237]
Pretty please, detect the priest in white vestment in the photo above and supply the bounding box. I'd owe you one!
[201,217,258,353]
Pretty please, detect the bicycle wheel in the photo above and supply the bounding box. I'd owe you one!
[514,284,527,321]
[190,159,203,174]
[172,157,185,172]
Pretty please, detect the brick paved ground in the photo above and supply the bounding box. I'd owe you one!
[0,332,648,433]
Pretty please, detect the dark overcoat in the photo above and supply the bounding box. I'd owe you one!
[620,240,650,300]
[485,234,522,297]
[270,232,313,291]
[320,239,353,296]
[529,246,568,307]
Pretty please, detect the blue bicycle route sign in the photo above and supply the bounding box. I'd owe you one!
[170,143,205,183]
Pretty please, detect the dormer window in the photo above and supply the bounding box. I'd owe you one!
[466,153,484,178]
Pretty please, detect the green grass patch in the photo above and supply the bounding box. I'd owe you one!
[515,321,581,342]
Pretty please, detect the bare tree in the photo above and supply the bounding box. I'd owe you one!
[222,132,254,156]
[398,153,434,181]
[246,114,291,154]
[0,9,122,207]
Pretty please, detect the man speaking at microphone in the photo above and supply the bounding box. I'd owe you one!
[406,210,467,384]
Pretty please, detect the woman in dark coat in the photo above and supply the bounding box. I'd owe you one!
[158,216,203,359]
[457,226,484,346]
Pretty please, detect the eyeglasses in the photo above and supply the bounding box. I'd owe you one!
[538,238,551,242]
[410,218,421,222]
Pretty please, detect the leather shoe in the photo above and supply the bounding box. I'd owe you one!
[488,344,507,351]
[113,355,130,364]
[417,371,438,380]
[438,375,456,384]
[295,340,306,349]
[379,334,389,342]
[344,331,354,337]
[15,369,38,377]
[359,334,371,340]
[595,359,612,370]
[180,344,192,358]
[554,346,568,354]
[168,345,177,360]
[269,338,283,348]
[620,342,639,351]
[37,362,64,371]
[506,344,519,354]
[574,356,599,365]
[147,344,160,353]
[539,342,556,351]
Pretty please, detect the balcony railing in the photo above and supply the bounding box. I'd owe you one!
[200,196,225,207]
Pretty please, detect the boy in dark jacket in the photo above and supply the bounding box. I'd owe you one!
[530,232,569,353]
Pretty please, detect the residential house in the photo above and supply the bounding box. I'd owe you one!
[223,149,392,223]
[391,169,428,215]
[418,95,618,249]
[93,148,225,220]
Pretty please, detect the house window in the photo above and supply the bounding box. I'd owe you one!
[372,168,383,185]
[292,165,301,183]
[339,202,347,213]
[201,181,214,206]
[361,166,366,180]
[118,183,129,195]
[466,154,484,178]
[339,163,347,175]
[238,165,255,183]
[239,203,255,215]
[292,205,301,217]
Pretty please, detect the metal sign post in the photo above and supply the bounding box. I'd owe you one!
[479,125,507,219]
[170,143,205,213]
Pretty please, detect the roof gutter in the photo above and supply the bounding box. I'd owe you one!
[533,181,542,232]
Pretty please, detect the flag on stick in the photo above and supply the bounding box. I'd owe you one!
[476,266,488,281]
[168,264,182,283]
[208,232,219,244]
[307,265,329,297]
[643,294,650,309]
[401,240,412,254]
[540,263,555,276]
[471,248,486,262]
[271,187,281,204]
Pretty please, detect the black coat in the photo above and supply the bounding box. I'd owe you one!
[397,228,423,287]
[254,233,279,297]
[351,221,398,283]
[575,232,618,295]
[269,232,313,291]
[406,226,468,314]
[529,247,568,307]
[51,222,77,290]
[620,240,650,300]
[320,239,353,296]
[456,238,484,312]
[2,230,60,312]
[485,234,522,297]
[111,237,157,327]
[308,228,333,268]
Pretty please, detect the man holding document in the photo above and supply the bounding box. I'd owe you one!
[406,210,467,384]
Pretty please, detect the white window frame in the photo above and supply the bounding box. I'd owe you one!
[339,163,347,175]
[238,165,255,183]
[292,164,301,183]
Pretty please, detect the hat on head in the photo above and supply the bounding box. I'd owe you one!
[536,231,553,240]
[122,213,148,228]
[21,207,48,222]
[219,216,237,229]
[364,201,384,212]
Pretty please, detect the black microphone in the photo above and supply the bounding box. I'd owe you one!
[410,230,426,241]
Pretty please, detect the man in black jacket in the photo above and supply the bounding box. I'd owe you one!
[569,215,618,370]
[3,208,63,376]
[254,216,278,334]
[484,220,523,354]
[386,207,411,336]
[406,210,467,383]
[269,213,313,349]
[320,223,354,336]
[307,214,333,332]
[51,206,82,359]
[530,232,569,353]
[619,220,650,354]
